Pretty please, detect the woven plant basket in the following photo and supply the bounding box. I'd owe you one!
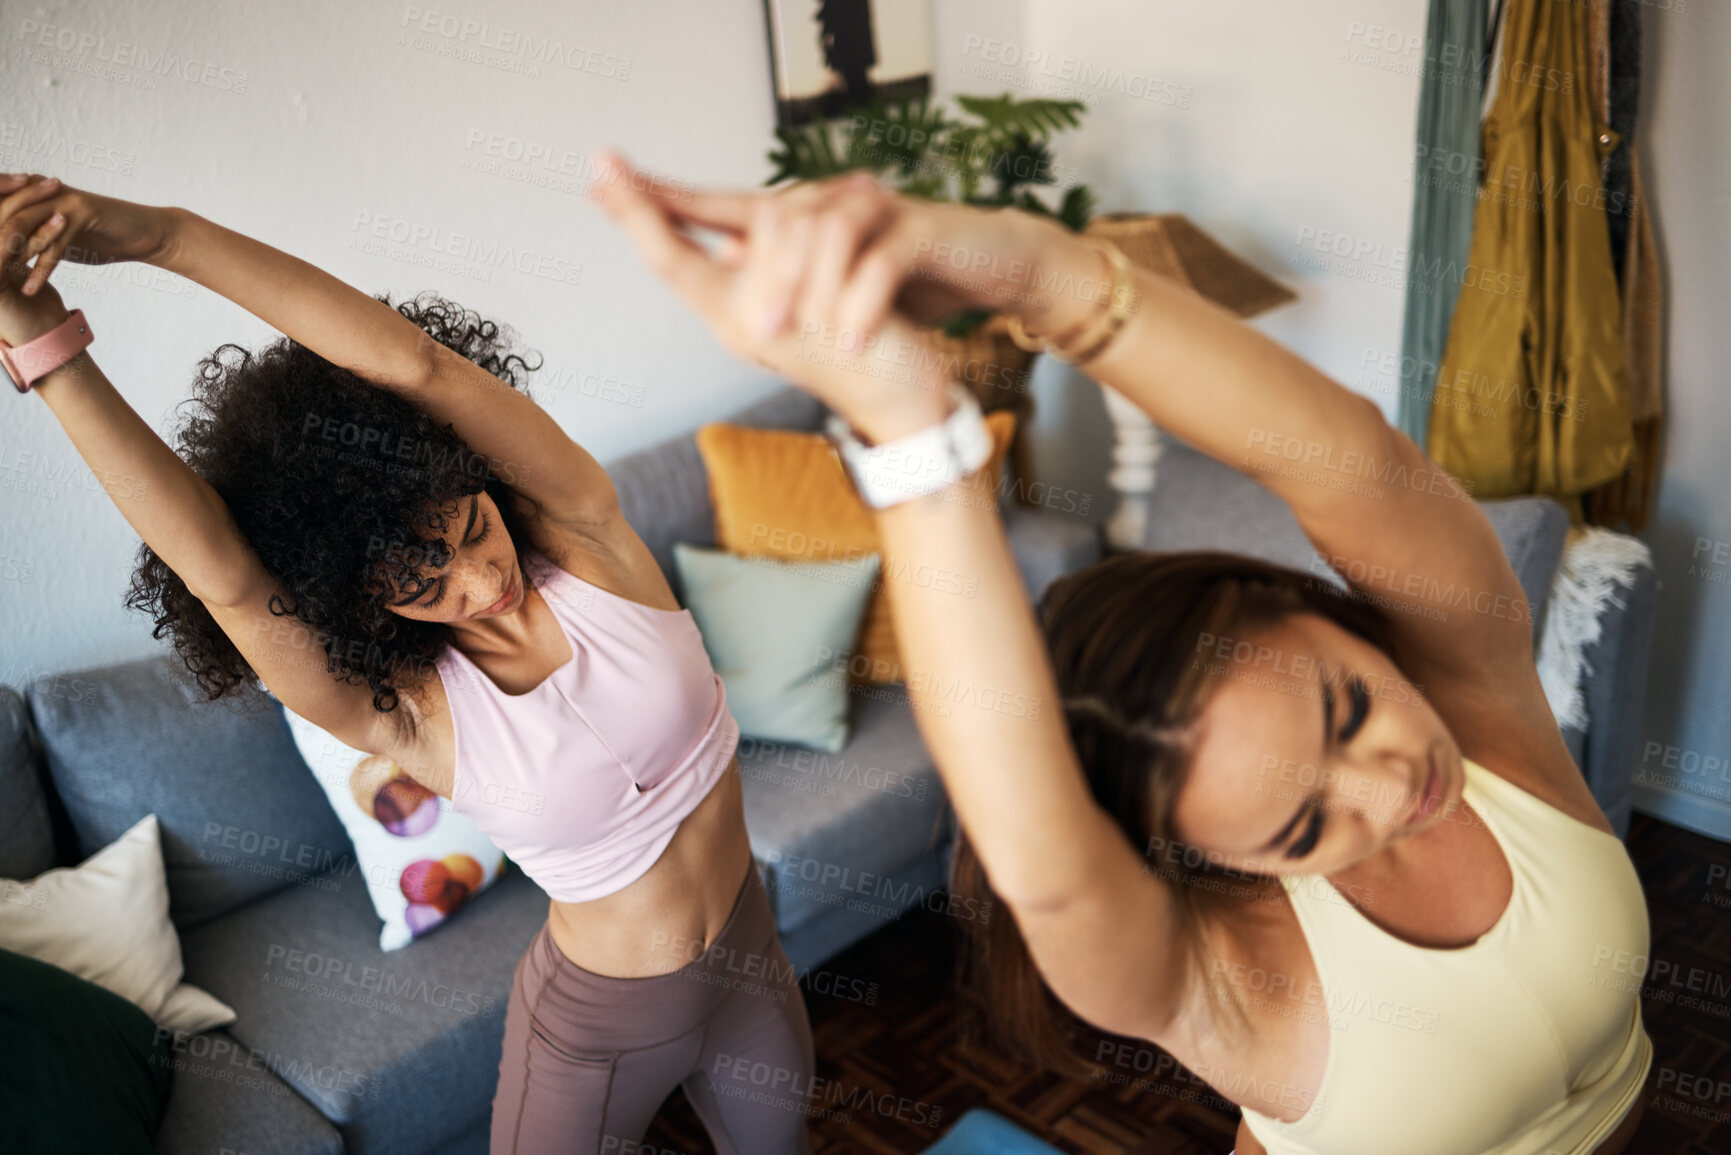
[1084,212,1297,318]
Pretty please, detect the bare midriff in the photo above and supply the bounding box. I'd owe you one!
[540,756,756,979]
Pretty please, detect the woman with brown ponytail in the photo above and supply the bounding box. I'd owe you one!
[596,151,1652,1155]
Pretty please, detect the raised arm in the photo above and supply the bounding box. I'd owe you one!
[866,397,1198,1041]
[593,157,1196,1042]
[1018,230,1534,688]
[626,168,1532,693]
[5,173,621,538]
[0,202,406,761]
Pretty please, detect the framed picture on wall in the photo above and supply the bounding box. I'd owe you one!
[762,0,933,130]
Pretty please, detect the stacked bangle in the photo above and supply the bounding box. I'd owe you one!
[1004,239,1137,366]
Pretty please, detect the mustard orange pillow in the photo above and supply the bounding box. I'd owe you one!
[696,411,1016,685]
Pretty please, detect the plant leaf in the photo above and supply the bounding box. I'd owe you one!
[1057,184,1097,232]
[953,94,1088,143]
[940,306,996,338]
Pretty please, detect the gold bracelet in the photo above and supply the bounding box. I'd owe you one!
[1003,240,1137,366]
[1052,241,1136,365]
[1003,288,1093,353]
[1003,241,1111,353]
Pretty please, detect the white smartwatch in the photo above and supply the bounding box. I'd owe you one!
[826,383,994,509]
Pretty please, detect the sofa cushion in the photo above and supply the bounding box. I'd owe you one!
[738,692,948,933]
[1477,496,1571,638]
[1142,435,1568,636]
[1142,436,1324,568]
[723,382,830,435]
[697,413,1016,685]
[609,431,716,586]
[176,864,552,1155]
[674,543,882,752]
[25,654,355,931]
[0,685,54,880]
[153,1027,345,1155]
[0,813,236,1035]
[277,700,510,952]
[607,386,828,586]
[608,384,1091,613]
[1004,504,1103,602]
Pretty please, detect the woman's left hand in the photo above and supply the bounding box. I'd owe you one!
[591,150,1062,442]
[0,173,178,297]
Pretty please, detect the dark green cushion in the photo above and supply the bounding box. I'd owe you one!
[0,947,175,1154]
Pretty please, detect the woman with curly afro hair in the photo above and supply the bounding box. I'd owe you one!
[0,170,816,1155]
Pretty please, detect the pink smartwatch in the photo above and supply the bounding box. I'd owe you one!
[1,309,94,393]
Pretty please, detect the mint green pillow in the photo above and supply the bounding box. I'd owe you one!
[672,544,881,753]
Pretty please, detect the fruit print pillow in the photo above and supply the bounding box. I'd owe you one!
[277,703,508,951]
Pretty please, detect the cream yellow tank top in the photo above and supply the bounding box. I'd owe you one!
[1238,758,1652,1155]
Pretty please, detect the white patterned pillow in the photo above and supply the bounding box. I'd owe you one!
[277,705,508,952]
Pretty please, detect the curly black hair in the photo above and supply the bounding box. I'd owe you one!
[125,292,547,741]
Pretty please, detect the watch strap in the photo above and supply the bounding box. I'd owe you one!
[828,383,994,509]
[1,309,93,393]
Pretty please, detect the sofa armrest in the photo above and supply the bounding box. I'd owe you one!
[1479,496,1571,644]
[1562,554,1658,839]
[1138,437,1571,642]
[1002,504,1102,601]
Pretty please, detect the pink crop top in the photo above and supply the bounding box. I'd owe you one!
[430,544,739,903]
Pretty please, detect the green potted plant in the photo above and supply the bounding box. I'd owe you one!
[766,92,1097,489]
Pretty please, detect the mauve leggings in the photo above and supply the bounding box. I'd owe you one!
[489,863,817,1155]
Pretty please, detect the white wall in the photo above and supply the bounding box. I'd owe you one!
[996,0,1429,528]
[1625,0,1731,838]
[0,0,796,682]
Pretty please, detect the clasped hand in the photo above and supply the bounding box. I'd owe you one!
[590,150,1078,444]
[0,172,173,346]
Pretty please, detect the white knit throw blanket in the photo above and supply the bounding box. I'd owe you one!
[1536,526,1653,732]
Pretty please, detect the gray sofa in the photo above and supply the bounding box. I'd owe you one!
[1135,432,1657,837]
[0,386,1101,1155]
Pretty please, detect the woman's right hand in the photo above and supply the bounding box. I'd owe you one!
[596,151,1097,341]
[0,173,178,296]
[592,151,1100,440]
[0,216,71,348]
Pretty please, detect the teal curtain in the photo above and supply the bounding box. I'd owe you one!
[1395,0,1488,445]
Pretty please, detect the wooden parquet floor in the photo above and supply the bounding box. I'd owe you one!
[643,812,1731,1154]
